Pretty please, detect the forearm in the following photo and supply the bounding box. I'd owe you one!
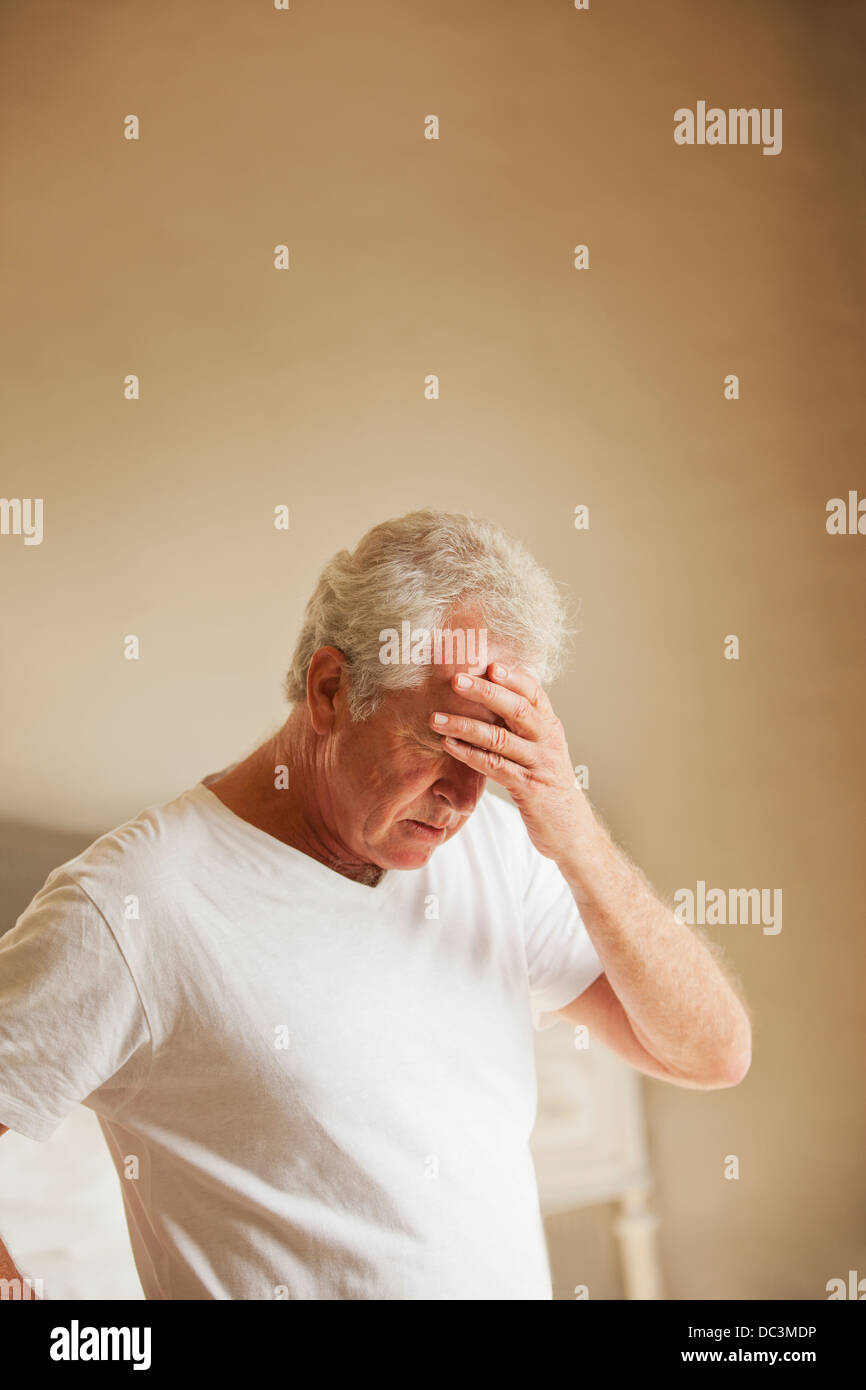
[558,799,752,1086]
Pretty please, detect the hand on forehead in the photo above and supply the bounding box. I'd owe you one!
[433,657,540,725]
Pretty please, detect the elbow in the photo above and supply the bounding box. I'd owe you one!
[675,1020,752,1090]
[707,1023,752,1089]
[717,1042,751,1088]
[727,1010,753,1085]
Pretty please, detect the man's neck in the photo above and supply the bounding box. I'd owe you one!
[206,727,385,887]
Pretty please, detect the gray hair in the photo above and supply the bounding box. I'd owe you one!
[283,509,576,721]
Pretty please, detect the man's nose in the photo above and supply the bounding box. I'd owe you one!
[432,763,485,815]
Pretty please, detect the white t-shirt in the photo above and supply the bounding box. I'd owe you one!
[0,776,603,1300]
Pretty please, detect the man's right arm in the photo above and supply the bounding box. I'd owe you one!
[0,871,153,1305]
[0,1124,41,1299]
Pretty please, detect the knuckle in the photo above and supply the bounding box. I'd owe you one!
[489,723,508,751]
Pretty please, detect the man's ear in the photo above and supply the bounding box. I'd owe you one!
[306,646,348,734]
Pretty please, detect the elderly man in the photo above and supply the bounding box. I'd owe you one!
[0,509,750,1301]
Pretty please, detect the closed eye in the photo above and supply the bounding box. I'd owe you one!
[418,736,446,756]
[406,729,447,757]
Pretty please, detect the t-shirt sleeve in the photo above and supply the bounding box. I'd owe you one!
[0,867,152,1141]
[521,837,605,1033]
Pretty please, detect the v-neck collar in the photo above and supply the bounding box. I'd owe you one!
[192,775,403,909]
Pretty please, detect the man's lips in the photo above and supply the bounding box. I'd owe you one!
[405,818,450,832]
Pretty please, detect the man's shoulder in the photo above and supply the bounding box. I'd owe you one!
[464,791,566,896]
[461,789,532,867]
[48,782,206,903]
[474,788,524,832]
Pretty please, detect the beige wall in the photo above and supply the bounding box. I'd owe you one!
[1,0,864,1299]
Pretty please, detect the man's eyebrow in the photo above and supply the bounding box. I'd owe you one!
[395,720,441,749]
[416,727,445,748]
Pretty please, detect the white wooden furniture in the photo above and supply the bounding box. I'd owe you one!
[0,1106,143,1300]
[531,1020,663,1299]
